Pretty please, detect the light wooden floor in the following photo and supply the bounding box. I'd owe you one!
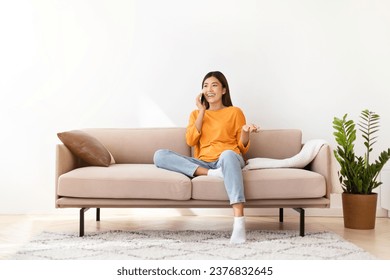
[1,214,390,260]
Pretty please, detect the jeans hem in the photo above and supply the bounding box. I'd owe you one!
[230,200,246,205]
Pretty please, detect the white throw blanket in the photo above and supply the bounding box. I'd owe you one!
[243,139,327,170]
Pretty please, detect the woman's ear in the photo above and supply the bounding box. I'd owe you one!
[222,88,226,95]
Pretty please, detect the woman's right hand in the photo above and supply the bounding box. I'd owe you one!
[196,93,206,111]
[194,93,206,133]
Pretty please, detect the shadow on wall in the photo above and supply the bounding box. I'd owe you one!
[136,95,177,127]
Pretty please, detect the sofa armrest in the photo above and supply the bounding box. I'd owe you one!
[55,144,80,203]
[308,144,333,199]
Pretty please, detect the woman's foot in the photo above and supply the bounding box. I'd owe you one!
[207,167,224,178]
[230,216,246,244]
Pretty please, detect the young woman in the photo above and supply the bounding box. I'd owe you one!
[153,71,259,244]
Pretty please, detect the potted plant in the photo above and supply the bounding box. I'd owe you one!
[333,109,390,229]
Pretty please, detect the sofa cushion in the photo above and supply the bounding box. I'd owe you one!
[57,164,191,200]
[191,169,326,201]
[57,130,114,167]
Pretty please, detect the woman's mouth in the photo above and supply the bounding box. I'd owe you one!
[206,93,216,97]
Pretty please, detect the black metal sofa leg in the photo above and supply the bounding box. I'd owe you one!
[79,208,101,237]
[293,208,305,237]
[79,208,89,237]
[96,208,100,222]
[279,208,284,222]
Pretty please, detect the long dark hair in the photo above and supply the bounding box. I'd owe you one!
[201,71,233,109]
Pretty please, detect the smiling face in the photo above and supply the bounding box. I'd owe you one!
[200,71,233,110]
[202,76,226,105]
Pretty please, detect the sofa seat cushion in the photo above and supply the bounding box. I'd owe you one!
[191,168,326,201]
[57,164,191,200]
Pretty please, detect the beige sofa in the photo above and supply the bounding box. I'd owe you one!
[55,128,332,237]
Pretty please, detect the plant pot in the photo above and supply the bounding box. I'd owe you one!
[342,193,378,229]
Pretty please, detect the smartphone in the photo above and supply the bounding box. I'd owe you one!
[200,94,206,106]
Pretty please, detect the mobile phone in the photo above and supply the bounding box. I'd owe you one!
[200,94,206,105]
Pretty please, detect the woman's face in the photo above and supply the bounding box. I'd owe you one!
[202,76,226,104]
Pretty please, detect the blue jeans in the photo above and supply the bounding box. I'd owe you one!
[153,149,246,205]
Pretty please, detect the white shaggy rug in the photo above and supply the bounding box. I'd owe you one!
[11,230,375,260]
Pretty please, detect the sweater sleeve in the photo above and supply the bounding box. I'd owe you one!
[236,108,250,154]
[185,110,201,147]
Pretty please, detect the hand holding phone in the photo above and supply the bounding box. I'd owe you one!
[196,92,206,111]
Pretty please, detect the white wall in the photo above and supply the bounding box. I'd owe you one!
[0,0,389,214]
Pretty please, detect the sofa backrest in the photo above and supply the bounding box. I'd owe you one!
[245,129,302,160]
[82,128,190,164]
[81,128,302,164]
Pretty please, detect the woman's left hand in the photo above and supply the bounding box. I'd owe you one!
[242,124,260,133]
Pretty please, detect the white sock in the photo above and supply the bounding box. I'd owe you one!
[207,168,223,178]
[230,216,246,244]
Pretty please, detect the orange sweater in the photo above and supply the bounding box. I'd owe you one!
[186,106,250,162]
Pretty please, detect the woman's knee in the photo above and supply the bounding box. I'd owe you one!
[153,149,170,166]
[219,150,244,168]
[220,150,240,162]
[220,150,236,158]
